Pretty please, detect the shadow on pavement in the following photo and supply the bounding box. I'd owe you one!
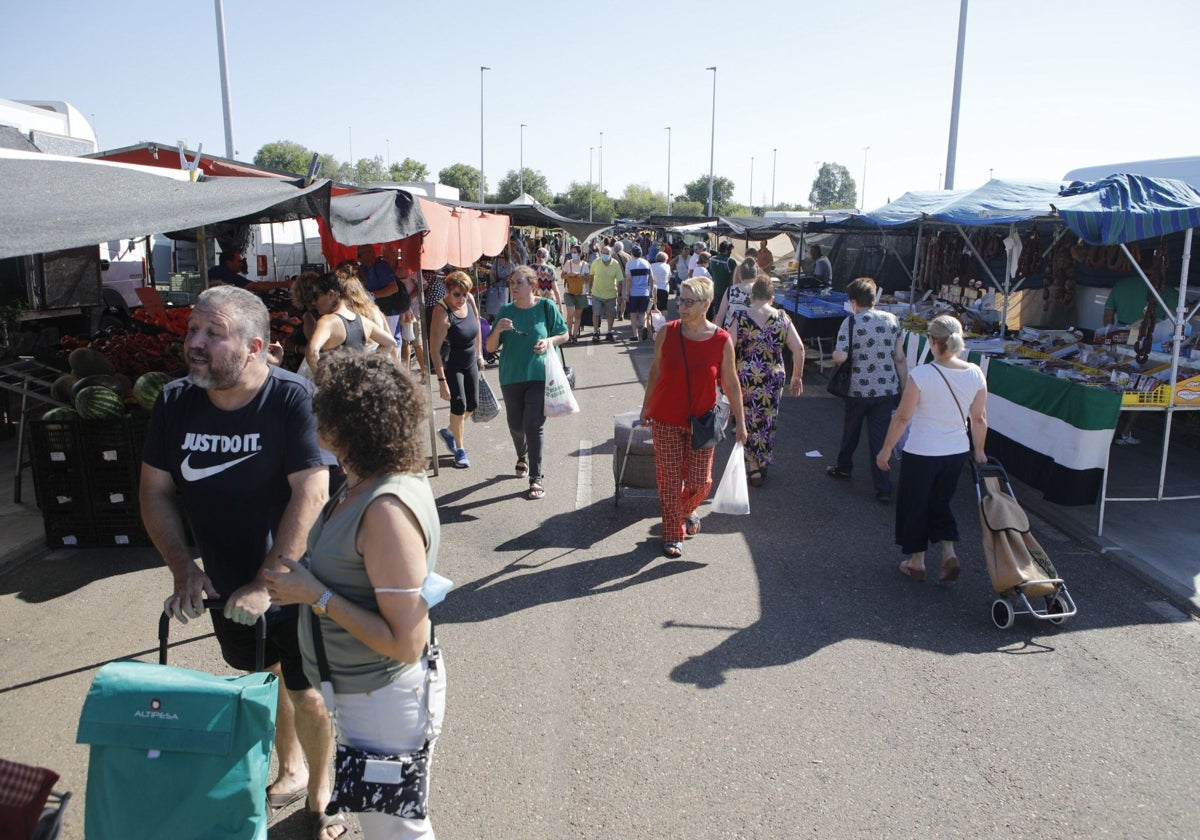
[0,546,163,603]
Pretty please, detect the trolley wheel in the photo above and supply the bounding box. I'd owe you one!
[1045,593,1070,625]
[991,598,1015,630]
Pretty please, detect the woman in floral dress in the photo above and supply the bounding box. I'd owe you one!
[728,277,806,485]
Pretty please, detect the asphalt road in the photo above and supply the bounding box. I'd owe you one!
[2,328,1197,839]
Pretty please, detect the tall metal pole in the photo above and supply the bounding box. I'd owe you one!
[589,147,595,222]
[599,131,604,193]
[519,123,526,198]
[861,146,870,210]
[749,157,755,207]
[944,0,968,189]
[706,67,717,216]
[386,138,390,170]
[213,0,235,159]
[771,148,777,208]
[479,66,491,202]
[664,126,672,215]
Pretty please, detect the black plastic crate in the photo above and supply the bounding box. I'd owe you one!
[32,467,92,517]
[78,417,141,479]
[29,419,85,472]
[43,513,95,548]
[93,507,149,547]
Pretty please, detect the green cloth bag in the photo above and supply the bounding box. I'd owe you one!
[76,660,277,840]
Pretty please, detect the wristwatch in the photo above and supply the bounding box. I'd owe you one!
[311,588,334,616]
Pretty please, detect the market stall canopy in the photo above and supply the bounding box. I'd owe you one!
[856,179,1064,228]
[417,199,509,269]
[857,189,972,226]
[1054,174,1200,246]
[1064,156,1200,192]
[457,194,608,242]
[327,188,429,246]
[0,148,331,260]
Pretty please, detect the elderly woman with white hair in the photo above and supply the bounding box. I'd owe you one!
[876,314,988,583]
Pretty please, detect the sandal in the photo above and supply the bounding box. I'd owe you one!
[313,811,349,840]
[527,480,545,500]
[826,466,851,480]
[266,785,306,817]
[684,516,701,538]
[939,555,960,583]
[662,541,683,558]
[898,558,926,582]
[515,460,528,478]
[747,469,764,487]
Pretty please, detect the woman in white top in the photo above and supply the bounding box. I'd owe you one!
[876,314,988,583]
[650,251,672,312]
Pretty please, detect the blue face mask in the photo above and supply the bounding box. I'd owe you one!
[601,254,612,263]
[420,571,454,608]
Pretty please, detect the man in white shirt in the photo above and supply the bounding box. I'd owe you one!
[811,244,833,286]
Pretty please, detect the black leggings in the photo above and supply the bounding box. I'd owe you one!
[501,380,547,481]
[446,363,479,416]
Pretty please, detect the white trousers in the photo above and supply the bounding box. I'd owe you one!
[333,656,447,840]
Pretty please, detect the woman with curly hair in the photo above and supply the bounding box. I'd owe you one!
[265,352,447,840]
[305,272,397,372]
[429,271,484,469]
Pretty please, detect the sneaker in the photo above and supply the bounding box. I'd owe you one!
[437,428,457,456]
[1114,433,1141,446]
[606,333,616,343]
[454,448,471,468]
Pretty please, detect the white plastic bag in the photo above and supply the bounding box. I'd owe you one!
[650,309,667,334]
[542,343,580,418]
[711,442,750,515]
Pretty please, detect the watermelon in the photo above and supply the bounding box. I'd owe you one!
[75,386,126,419]
[133,372,171,410]
[69,347,115,377]
[71,374,124,400]
[42,407,80,421]
[51,373,78,404]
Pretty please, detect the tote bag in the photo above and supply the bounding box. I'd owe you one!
[543,344,580,417]
[473,374,500,423]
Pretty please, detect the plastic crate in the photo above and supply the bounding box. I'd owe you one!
[32,466,92,516]
[1121,386,1172,406]
[92,509,149,547]
[29,419,85,470]
[44,514,95,548]
[78,417,141,483]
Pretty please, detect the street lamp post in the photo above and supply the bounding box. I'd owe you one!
[945,0,969,189]
[213,0,236,159]
[589,147,595,223]
[664,126,672,215]
[599,131,604,194]
[861,146,870,210]
[771,148,777,208]
[706,66,717,216]
[519,123,527,198]
[749,157,755,207]
[479,66,491,202]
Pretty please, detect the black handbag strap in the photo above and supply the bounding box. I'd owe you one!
[310,610,438,695]
[841,313,855,364]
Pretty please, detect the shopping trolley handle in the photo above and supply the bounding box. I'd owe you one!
[158,598,267,668]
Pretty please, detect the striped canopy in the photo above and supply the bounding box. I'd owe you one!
[1054,174,1200,246]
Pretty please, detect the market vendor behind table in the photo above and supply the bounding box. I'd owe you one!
[1103,274,1179,327]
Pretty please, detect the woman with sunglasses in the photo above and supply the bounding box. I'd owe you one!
[641,277,748,558]
[430,271,484,470]
[305,271,398,373]
[484,265,568,500]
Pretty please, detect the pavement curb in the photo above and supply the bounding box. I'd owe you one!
[1020,490,1200,618]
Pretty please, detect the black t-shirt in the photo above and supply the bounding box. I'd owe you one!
[143,366,333,597]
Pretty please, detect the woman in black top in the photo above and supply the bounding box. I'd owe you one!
[306,271,397,372]
[430,271,484,469]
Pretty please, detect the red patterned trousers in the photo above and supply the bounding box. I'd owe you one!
[653,421,715,543]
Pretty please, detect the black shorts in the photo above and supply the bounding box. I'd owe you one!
[210,606,310,691]
[626,296,650,313]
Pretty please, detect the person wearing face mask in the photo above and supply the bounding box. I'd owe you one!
[588,245,624,342]
[561,246,591,343]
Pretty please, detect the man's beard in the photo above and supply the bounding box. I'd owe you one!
[188,350,247,390]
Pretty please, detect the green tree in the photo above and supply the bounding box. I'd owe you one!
[613,184,668,219]
[553,182,615,222]
[669,199,705,217]
[333,156,389,186]
[682,175,736,214]
[254,141,322,176]
[439,163,486,201]
[389,157,429,182]
[809,163,857,209]
[496,168,553,204]
[723,202,753,217]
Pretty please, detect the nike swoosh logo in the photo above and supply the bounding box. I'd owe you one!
[180,452,260,482]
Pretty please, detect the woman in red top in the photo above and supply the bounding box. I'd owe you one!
[641,277,748,558]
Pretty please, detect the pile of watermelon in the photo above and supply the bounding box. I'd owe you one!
[45,348,173,422]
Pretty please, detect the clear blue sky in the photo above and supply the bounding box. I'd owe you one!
[6,0,1199,210]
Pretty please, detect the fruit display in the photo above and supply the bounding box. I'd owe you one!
[133,371,171,411]
[74,385,127,419]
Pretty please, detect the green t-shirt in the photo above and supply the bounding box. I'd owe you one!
[1104,275,1179,325]
[497,298,567,386]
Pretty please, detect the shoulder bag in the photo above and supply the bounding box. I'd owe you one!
[311,614,440,820]
[679,323,729,450]
[826,314,855,398]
